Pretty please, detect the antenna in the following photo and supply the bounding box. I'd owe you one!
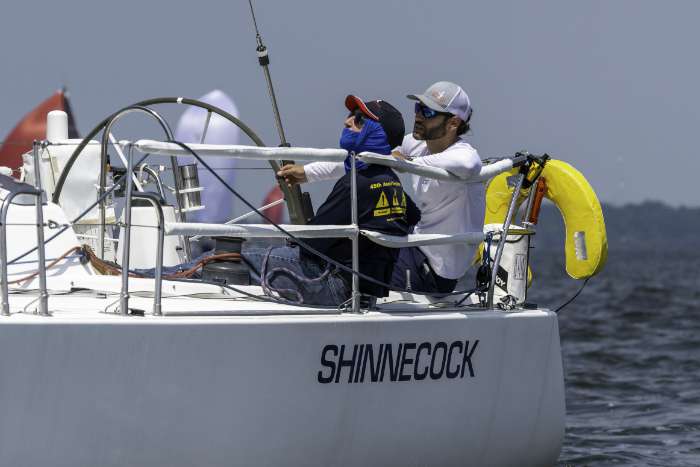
[248,0,288,147]
[246,0,313,225]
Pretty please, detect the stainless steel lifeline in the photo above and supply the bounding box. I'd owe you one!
[118,145,166,317]
[138,164,167,199]
[0,142,50,316]
[119,144,137,316]
[147,150,360,316]
[130,192,165,316]
[349,151,360,313]
[487,171,525,309]
[98,107,191,261]
[118,139,528,314]
[32,142,50,316]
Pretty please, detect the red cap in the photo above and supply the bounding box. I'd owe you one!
[344,95,380,121]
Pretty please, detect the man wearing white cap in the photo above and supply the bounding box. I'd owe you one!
[390,81,484,294]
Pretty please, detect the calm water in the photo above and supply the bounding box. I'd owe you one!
[528,249,700,466]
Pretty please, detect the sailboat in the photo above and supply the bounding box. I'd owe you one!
[0,6,606,463]
[0,91,608,465]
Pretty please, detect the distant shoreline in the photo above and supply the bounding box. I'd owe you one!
[531,201,700,251]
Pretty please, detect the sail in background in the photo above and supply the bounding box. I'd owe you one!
[174,89,241,223]
[0,89,79,173]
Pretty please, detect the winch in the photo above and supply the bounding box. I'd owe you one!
[201,236,250,285]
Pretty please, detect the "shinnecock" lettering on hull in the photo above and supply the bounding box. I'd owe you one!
[317,340,479,384]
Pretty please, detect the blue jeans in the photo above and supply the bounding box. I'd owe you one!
[242,246,350,306]
[390,247,458,294]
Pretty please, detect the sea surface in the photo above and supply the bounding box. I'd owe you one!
[528,248,700,466]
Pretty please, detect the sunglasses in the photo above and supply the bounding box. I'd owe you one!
[348,109,366,128]
[414,102,450,119]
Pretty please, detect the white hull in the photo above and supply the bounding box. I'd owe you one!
[0,307,564,466]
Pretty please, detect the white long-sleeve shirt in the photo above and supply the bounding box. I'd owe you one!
[303,134,485,279]
[303,160,344,183]
[397,134,484,279]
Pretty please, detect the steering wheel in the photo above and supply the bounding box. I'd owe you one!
[50,97,307,225]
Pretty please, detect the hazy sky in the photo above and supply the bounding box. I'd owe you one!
[1,0,698,210]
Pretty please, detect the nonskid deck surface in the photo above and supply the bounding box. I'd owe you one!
[4,274,549,320]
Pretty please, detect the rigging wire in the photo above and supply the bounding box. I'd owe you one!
[554,277,590,314]
[248,0,263,40]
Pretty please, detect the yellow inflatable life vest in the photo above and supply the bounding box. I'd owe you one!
[484,159,607,280]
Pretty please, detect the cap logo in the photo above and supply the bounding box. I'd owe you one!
[431,90,449,107]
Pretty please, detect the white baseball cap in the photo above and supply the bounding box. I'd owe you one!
[407,81,472,121]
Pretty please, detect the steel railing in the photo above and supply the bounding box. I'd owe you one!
[0,142,50,316]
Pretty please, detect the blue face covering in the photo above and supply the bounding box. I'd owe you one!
[340,118,392,173]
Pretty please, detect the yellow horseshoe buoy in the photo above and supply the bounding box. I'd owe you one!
[484,159,607,280]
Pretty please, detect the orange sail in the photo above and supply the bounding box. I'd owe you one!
[0,89,79,173]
